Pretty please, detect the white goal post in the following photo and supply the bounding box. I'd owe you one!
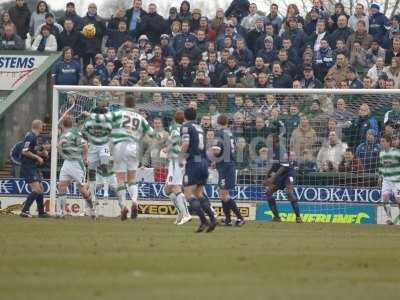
[50,86,400,221]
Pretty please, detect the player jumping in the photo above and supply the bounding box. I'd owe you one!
[164,111,191,225]
[379,134,400,225]
[181,107,217,233]
[263,135,302,223]
[56,116,95,218]
[211,114,245,226]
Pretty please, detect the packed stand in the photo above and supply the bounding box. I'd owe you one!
[2,0,400,186]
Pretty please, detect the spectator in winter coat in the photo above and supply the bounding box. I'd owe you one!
[126,0,147,40]
[385,38,400,65]
[306,18,329,52]
[304,7,320,36]
[0,23,24,50]
[314,38,334,81]
[79,64,97,85]
[346,20,373,50]
[325,53,349,84]
[105,20,132,50]
[246,17,265,54]
[140,3,166,45]
[175,55,196,87]
[271,62,292,88]
[106,9,127,33]
[349,41,370,76]
[366,57,386,86]
[52,47,81,85]
[225,0,250,23]
[177,37,202,65]
[369,3,390,45]
[281,17,307,52]
[196,30,208,53]
[256,36,277,64]
[232,37,253,67]
[300,65,323,88]
[264,3,282,35]
[58,2,83,31]
[31,24,57,51]
[178,1,192,24]
[255,23,282,52]
[383,57,400,88]
[366,40,386,65]
[348,3,369,32]
[329,3,349,33]
[355,129,381,173]
[199,16,216,43]
[290,115,318,161]
[29,1,49,37]
[35,13,63,40]
[172,20,196,54]
[347,67,364,88]
[383,99,400,129]
[81,3,106,67]
[350,103,379,149]
[58,19,85,56]
[317,131,348,171]
[8,0,30,40]
[240,3,259,32]
[329,15,353,49]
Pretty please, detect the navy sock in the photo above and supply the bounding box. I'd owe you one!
[22,192,38,213]
[221,200,231,222]
[290,201,300,218]
[189,197,208,224]
[228,198,242,220]
[266,195,280,219]
[200,197,215,222]
[36,193,45,214]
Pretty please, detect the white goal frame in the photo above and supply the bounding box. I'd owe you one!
[51,86,400,214]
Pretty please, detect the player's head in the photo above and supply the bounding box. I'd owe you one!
[217,114,229,127]
[125,95,135,108]
[380,134,392,149]
[174,111,185,124]
[184,107,196,121]
[62,115,73,129]
[31,119,43,132]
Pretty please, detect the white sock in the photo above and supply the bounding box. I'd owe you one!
[103,182,110,198]
[89,181,97,203]
[117,185,126,210]
[57,194,66,215]
[127,183,138,205]
[182,195,191,217]
[176,193,188,217]
[169,193,180,215]
[384,203,392,220]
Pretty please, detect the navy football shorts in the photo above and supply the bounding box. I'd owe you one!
[20,165,42,184]
[217,164,236,190]
[183,160,209,187]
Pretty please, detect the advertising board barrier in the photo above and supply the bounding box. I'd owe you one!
[0,178,382,204]
[255,202,377,224]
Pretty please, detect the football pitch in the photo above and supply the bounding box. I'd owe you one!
[0,216,399,300]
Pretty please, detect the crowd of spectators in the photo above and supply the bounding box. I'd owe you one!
[2,0,400,185]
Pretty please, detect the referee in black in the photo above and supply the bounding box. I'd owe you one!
[20,120,49,218]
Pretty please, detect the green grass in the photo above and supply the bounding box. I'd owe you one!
[0,217,399,300]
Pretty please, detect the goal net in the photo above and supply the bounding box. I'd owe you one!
[51,86,400,223]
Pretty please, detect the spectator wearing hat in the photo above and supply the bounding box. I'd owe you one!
[0,23,25,50]
[167,7,179,33]
[8,0,31,40]
[199,16,216,42]
[58,2,83,31]
[257,36,278,64]
[29,1,49,38]
[191,8,202,31]
[329,15,353,49]
[31,24,57,51]
[346,20,373,50]
[58,19,85,56]
[325,53,349,84]
[177,36,202,65]
[366,39,386,65]
[265,3,282,35]
[52,47,81,85]
[314,38,334,81]
[304,7,320,36]
[300,65,323,88]
[140,3,166,45]
[232,36,253,67]
[225,0,250,23]
[36,13,63,41]
[369,3,390,44]
[348,3,369,32]
[240,3,260,32]
[355,129,381,173]
[349,41,370,76]
[82,3,106,67]
[385,37,400,65]
[178,1,192,24]
[126,0,147,40]
[106,20,132,50]
[246,16,265,53]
